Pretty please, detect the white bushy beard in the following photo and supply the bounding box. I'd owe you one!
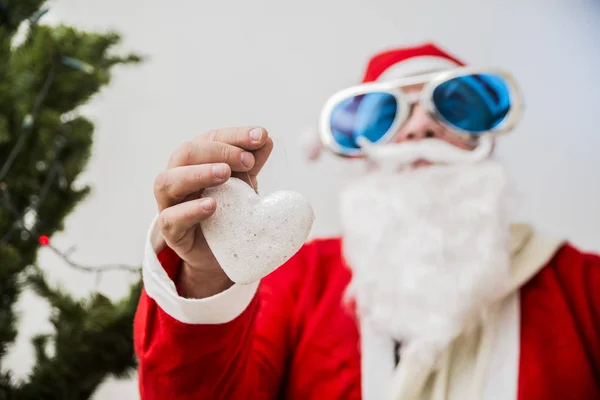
[340,154,514,366]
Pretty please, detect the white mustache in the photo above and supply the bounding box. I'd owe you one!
[356,136,493,170]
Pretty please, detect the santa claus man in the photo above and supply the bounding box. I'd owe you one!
[134,43,600,400]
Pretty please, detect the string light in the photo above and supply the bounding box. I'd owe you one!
[0,64,56,182]
[29,7,49,23]
[62,56,95,74]
[39,235,49,246]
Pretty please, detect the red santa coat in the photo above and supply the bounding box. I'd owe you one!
[134,235,600,400]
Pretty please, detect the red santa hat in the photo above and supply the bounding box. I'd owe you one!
[360,42,465,83]
[302,42,466,160]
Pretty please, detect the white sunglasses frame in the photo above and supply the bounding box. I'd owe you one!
[318,66,524,158]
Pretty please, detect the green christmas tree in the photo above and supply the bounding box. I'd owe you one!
[0,1,143,398]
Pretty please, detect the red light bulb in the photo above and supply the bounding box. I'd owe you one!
[39,235,49,246]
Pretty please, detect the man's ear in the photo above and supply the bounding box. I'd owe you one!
[299,127,324,161]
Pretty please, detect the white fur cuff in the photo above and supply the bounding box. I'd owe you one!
[142,215,259,325]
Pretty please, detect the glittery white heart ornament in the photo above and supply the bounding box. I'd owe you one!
[201,178,314,284]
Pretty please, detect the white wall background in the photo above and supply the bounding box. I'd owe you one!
[5,0,600,398]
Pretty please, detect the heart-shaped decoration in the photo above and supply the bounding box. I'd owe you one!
[201,178,315,285]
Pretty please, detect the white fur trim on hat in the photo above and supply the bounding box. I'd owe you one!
[377,56,461,81]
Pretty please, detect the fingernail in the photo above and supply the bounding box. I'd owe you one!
[249,128,263,142]
[200,198,215,211]
[212,164,228,179]
[241,152,254,168]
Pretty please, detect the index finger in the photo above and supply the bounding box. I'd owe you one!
[200,126,269,151]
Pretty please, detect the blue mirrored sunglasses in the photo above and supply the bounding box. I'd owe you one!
[318,68,523,157]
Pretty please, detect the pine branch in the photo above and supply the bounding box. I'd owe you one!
[18,268,141,400]
[0,369,16,400]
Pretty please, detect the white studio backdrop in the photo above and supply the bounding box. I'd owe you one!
[4,0,599,398]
